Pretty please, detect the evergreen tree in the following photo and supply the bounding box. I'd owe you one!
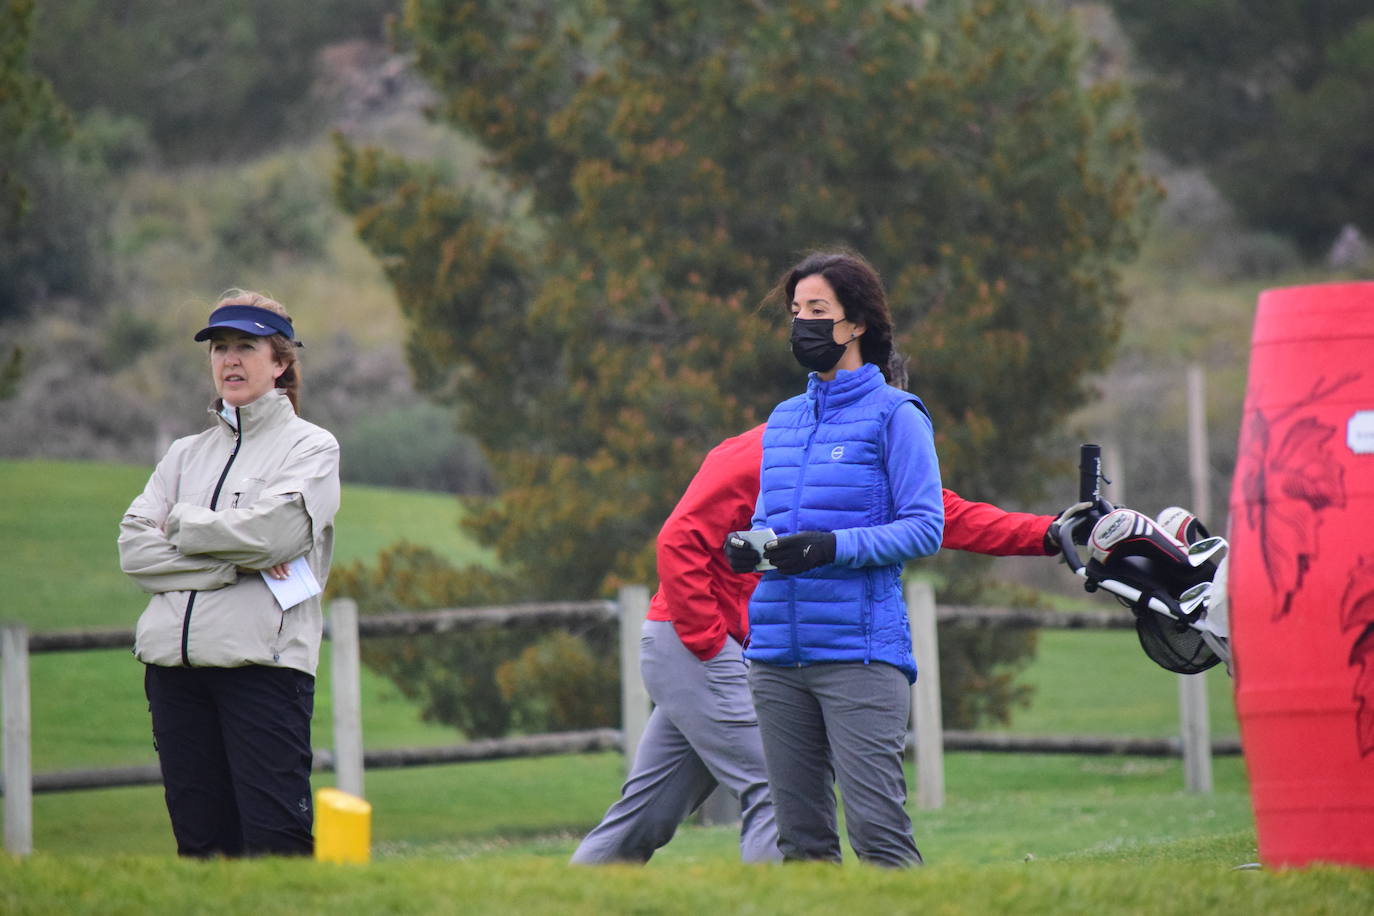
[1107,0,1374,254]
[336,0,1156,602]
[1,0,68,251]
[0,0,73,327]
[29,0,398,162]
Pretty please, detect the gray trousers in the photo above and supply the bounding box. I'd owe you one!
[570,619,779,864]
[748,661,922,867]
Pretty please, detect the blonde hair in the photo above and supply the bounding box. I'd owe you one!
[213,289,301,413]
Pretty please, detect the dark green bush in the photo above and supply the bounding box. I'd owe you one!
[213,159,331,268]
[496,629,619,735]
[932,556,1041,729]
[0,109,117,318]
[328,542,617,739]
[335,401,492,493]
[31,0,399,162]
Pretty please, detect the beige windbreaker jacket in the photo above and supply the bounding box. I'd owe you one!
[119,389,341,675]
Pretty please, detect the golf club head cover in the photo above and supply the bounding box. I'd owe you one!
[1089,508,1189,573]
[1087,508,1216,604]
[1154,506,1211,546]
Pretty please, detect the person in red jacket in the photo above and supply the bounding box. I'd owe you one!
[570,423,1088,864]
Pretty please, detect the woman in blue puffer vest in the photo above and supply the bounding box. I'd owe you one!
[724,250,944,867]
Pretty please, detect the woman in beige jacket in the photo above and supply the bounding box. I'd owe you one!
[118,291,340,857]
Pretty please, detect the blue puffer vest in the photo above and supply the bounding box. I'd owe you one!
[746,363,926,682]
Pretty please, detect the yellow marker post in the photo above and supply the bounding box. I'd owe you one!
[314,787,371,864]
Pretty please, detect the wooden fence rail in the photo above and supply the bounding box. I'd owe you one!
[23,729,624,796]
[2,587,1230,856]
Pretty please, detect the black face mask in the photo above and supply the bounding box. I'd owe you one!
[790,317,853,372]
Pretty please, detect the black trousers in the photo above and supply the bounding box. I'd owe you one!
[145,664,315,858]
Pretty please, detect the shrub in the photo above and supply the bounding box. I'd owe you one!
[0,110,116,318]
[496,629,619,735]
[213,158,331,268]
[335,401,492,493]
[933,561,1040,729]
[328,542,617,739]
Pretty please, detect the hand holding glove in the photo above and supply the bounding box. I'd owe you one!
[764,531,837,576]
[1044,500,1096,555]
[724,532,763,573]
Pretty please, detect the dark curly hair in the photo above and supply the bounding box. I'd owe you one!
[770,249,904,386]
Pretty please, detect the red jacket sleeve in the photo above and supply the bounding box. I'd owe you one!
[941,488,1054,556]
[654,426,765,660]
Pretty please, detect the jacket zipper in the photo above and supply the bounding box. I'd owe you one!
[863,570,874,664]
[788,384,826,666]
[180,407,243,666]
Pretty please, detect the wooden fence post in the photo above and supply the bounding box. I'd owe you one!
[1181,364,1215,793]
[2,622,33,855]
[329,599,365,798]
[908,581,944,809]
[618,585,650,776]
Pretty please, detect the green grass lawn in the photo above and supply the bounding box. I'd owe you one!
[8,752,1371,915]
[25,749,1255,863]
[6,851,1371,916]
[4,457,1328,913]
[991,629,1239,738]
[12,746,1370,913]
[0,458,488,631]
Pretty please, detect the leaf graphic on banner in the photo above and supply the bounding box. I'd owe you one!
[1263,417,1344,619]
[1239,375,1358,621]
[1261,501,1309,618]
[1342,558,1374,757]
[1239,408,1271,534]
[1348,625,1374,758]
[1342,556,1374,633]
[1274,417,1346,510]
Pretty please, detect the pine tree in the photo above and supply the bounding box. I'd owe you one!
[336,0,1156,602]
[1107,0,1374,253]
[0,0,69,340]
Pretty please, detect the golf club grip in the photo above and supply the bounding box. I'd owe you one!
[1078,443,1102,504]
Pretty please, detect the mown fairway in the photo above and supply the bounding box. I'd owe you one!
[3,852,1372,916]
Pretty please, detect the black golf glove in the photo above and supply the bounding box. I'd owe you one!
[764,531,836,576]
[724,533,762,573]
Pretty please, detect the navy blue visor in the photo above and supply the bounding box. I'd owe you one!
[193,304,295,342]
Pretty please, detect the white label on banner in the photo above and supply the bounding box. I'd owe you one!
[1350,410,1374,454]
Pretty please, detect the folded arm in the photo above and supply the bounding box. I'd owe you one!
[166,494,314,569]
[118,448,240,593]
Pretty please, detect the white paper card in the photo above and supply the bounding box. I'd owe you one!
[261,555,322,611]
[1349,410,1374,454]
[734,527,778,571]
